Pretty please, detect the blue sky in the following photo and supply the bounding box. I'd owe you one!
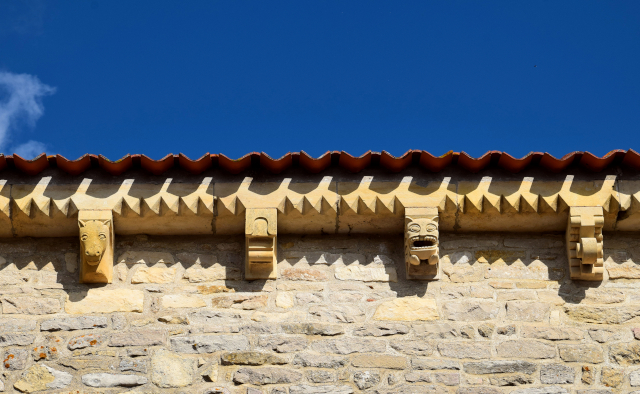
[0,1,638,160]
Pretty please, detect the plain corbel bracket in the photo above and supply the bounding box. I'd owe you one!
[566,206,604,281]
[245,208,278,280]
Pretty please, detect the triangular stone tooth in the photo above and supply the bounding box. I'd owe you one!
[201,196,215,214]
[180,195,200,215]
[53,198,70,216]
[160,197,179,215]
[301,196,320,214]
[17,199,32,216]
[374,196,395,214]
[463,195,483,213]
[340,196,359,214]
[484,195,501,213]
[34,196,51,217]
[0,200,8,216]
[321,196,338,214]
[145,196,162,215]
[360,197,376,213]
[540,195,558,213]
[601,194,614,214]
[228,196,245,216]
[502,194,520,212]
[556,195,570,213]
[520,195,539,213]
[124,196,141,215]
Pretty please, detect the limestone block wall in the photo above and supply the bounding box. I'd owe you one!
[0,233,640,393]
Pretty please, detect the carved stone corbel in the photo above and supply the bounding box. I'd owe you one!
[78,210,114,283]
[566,206,604,281]
[245,208,277,280]
[405,207,440,280]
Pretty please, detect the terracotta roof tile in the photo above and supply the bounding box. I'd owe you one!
[0,150,636,176]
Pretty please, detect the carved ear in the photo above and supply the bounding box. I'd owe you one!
[78,220,87,228]
[433,216,440,223]
[98,219,111,226]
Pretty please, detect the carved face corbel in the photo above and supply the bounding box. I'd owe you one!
[405,207,440,280]
[567,206,604,281]
[245,208,277,280]
[78,210,114,283]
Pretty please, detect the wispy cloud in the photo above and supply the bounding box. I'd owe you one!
[0,71,56,158]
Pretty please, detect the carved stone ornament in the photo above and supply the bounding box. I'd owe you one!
[566,206,604,281]
[78,210,114,283]
[245,208,277,280]
[405,207,440,280]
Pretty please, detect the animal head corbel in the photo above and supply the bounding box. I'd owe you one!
[405,207,440,280]
[78,210,114,283]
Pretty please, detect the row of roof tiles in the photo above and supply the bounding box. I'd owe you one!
[0,150,638,176]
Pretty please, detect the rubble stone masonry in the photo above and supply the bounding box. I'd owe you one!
[1,232,640,393]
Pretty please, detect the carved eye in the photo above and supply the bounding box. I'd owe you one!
[408,223,420,232]
[81,234,88,241]
[426,224,437,232]
[99,233,106,240]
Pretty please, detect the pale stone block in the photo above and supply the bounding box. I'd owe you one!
[184,265,242,282]
[334,264,397,282]
[117,251,175,265]
[276,292,294,309]
[442,301,499,321]
[152,349,195,388]
[505,301,549,322]
[609,342,640,365]
[497,340,556,359]
[2,296,61,315]
[65,289,144,314]
[309,305,365,323]
[14,364,72,392]
[351,354,407,369]
[131,265,177,284]
[520,326,583,341]
[558,344,604,363]
[438,342,491,359]
[373,297,439,321]
[162,294,206,309]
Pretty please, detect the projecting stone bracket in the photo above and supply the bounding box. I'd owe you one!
[566,206,604,281]
[405,207,440,280]
[79,210,114,284]
[245,208,278,280]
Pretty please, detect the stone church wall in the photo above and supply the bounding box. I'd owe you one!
[0,232,639,393]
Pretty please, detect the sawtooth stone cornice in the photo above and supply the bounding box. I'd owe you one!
[1,173,637,237]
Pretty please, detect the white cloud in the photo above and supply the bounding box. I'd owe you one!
[0,71,56,157]
[13,140,46,159]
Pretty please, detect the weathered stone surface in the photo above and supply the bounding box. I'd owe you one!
[477,323,494,338]
[497,324,515,336]
[184,265,242,282]
[0,318,37,331]
[120,357,147,373]
[233,367,303,385]
[630,369,640,386]
[390,340,434,356]
[497,340,556,359]
[510,387,569,394]
[258,336,308,352]
[540,363,574,384]
[600,366,623,388]
[68,333,103,350]
[464,360,537,375]
[442,301,499,321]
[0,333,34,346]
[564,305,640,324]
[404,371,431,383]
[414,323,461,339]
[588,328,618,343]
[289,385,353,394]
[14,364,72,392]
[373,297,439,321]
[293,353,346,368]
[506,301,549,322]
[351,354,407,369]
[66,289,144,314]
[582,366,595,385]
[221,351,287,366]
[2,296,60,314]
[353,371,380,389]
[151,349,195,388]
[40,316,108,331]
[311,338,386,355]
[82,373,148,387]
[455,388,502,394]
[609,342,640,365]
[170,334,249,353]
[162,294,206,308]
[489,374,533,386]
[412,358,460,370]
[307,370,335,383]
[335,265,397,282]
[59,356,117,370]
[131,265,177,283]
[4,348,28,370]
[353,322,409,336]
[520,326,583,340]
[281,268,328,281]
[558,344,604,363]
[309,305,365,323]
[281,323,343,336]
[109,330,164,347]
[276,292,294,308]
[437,342,491,359]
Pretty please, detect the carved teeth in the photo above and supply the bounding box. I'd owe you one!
[410,236,437,250]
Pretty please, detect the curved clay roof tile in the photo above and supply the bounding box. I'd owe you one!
[380,150,414,172]
[178,153,212,174]
[260,152,293,174]
[218,153,254,174]
[338,151,372,173]
[98,154,133,176]
[56,154,93,176]
[299,151,333,173]
[13,153,50,176]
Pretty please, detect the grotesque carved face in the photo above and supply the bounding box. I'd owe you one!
[79,219,110,266]
[405,216,439,265]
